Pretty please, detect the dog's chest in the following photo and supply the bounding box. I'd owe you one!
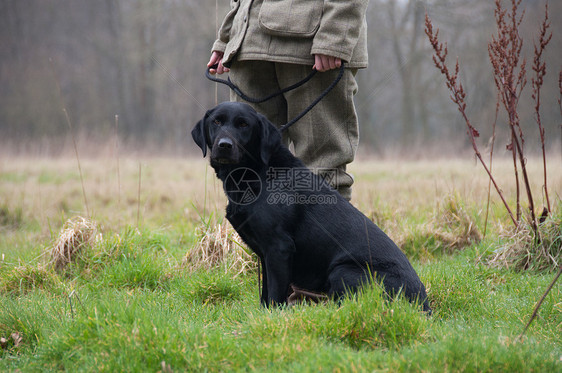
[225,205,264,255]
[225,203,246,225]
[226,203,258,234]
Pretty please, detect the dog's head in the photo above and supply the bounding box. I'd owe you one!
[191,102,281,165]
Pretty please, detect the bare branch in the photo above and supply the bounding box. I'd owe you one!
[425,13,518,228]
[531,3,553,214]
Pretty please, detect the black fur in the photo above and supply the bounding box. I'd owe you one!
[192,102,431,313]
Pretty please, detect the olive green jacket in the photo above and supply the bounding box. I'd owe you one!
[212,0,369,69]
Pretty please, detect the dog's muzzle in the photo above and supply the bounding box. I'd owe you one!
[211,136,238,164]
[218,137,233,149]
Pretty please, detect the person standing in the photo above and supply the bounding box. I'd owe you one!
[208,0,369,200]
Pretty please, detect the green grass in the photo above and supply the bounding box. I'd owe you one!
[0,158,561,371]
[1,252,559,371]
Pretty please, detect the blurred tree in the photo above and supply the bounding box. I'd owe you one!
[0,0,559,156]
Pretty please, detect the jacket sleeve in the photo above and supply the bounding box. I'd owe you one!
[311,0,369,62]
[211,0,242,53]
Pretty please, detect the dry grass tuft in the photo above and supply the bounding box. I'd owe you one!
[433,194,482,253]
[184,221,257,276]
[487,211,561,271]
[394,193,482,259]
[49,216,101,271]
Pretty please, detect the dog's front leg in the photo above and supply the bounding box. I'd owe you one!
[263,241,295,306]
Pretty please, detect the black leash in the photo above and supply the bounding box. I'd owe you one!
[206,63,345,131]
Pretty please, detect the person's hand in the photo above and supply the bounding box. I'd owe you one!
[207,51,230,74]
[313,54,342,72]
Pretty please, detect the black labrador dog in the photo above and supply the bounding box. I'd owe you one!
[192,102,431,313]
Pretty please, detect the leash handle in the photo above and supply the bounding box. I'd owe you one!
[206,64,318,104]
[280,64,345,132]
[206,63,345,131]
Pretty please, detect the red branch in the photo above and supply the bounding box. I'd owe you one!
[559,71,562,164]
[531,3,552,214]
[425,13,518,228]
[488,0,538,233]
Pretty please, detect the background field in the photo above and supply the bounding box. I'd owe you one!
[2,0,561,156]
[0,156,560,371]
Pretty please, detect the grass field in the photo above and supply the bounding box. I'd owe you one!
[0,156,561,371]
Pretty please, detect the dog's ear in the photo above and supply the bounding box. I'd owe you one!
[257,113,281,164]
[191,111,209,157]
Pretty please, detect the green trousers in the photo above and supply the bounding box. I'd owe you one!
[228,60,359,200]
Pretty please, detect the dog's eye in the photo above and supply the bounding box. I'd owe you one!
[239,122,248,128]
[214,119,221,126]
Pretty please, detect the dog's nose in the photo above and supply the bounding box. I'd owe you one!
[218,137,233,149]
